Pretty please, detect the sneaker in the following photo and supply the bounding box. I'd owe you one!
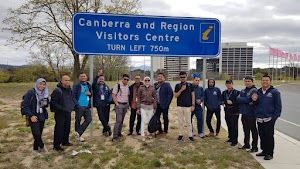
[177,135,184,141]
[142,136,146,142]
[53,146,64,152]
[148,133,153,139]
[230,143,237,147]
[205,132,214,137]
[74,131,80,141]
[62,142,73,146]
[199,133,206,138]
[79,136,85,142]
[238,145,250,149]
[248,149,258,153]
[32,150,41,156]
[112,137,119,142]
[41,146,49,154]
[189,137,195,142]
[127,132,133,136]
[137,132,141,135]
[225,139,232,144]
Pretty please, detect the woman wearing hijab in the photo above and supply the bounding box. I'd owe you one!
[23,78,49,155]
[137,77,157,142]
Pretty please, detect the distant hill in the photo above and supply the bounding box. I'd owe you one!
[0,64,29,70]
[130,65,151,71]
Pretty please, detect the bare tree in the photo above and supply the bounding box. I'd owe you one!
[2,0,141,82]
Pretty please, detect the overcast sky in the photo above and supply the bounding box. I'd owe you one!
[0,0,300,68]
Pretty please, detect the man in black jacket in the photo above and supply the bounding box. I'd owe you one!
[50,75,76,151]
[221,80,240,147]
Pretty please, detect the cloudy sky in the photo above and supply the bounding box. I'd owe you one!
[0,0,300,68]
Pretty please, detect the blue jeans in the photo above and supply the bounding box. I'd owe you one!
[191,106,204,134]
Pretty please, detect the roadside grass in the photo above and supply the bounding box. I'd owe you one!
[0,82,266,169]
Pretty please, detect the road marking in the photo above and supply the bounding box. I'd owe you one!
[278,118,300,128]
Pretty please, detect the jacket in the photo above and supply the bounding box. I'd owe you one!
[92,76,111,107]
[50,82,76,114]
[221,89,240,115]
[23,88,49,121]
[236,85,257,116]
[193,85,204,110]
[72,81,92,108]
[204,79,221,111]
[154,82,173,110]
[137,85,157,110]
[129,82,143,108]
[255,86,282,121]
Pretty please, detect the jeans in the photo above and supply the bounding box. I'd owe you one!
[75,106,92,136]
[29,120,45,150]
[140,108,154,136]
[155,104,169,133]
[206,108,221,133]
[191,106,204,135]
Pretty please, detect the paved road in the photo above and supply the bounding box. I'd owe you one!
[169,81,300,141]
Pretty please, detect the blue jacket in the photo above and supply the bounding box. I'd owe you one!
[194,85,204,110]
[23,88,49,121]
[92,76,111,107]
[222,89,240,115]
[72,81,92,108]
[236,85,257,116]
[255,86,282,121]
[154,82,173,110]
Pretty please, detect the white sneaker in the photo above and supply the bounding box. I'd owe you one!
[41,146,49,154]
[79,136,85,142]
[32,150,41,156]
[199,133,205,138]
[74,131,80,141]
[142,136,146,142]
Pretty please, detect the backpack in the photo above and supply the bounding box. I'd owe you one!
[148,114,161,133]
[21,88,35,116]
[109,83,121,104]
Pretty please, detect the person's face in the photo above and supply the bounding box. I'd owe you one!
[157,74,165,83]
[38,81,46,91]
[144,78,150,85]
[179,75,187,83]
[61,76,71,87]
[122,77,130,85]
[135,76,141,83]
[98,76,105,84]
[226,83,233,89]
[79,73,87,82]
[261,77,271,88]
[193,77,200,86]
[244,79,253,88]
[208,80,214,87]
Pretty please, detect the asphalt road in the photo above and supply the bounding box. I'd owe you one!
[169,81,300,141]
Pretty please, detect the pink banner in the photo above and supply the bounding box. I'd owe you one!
[269,46,299,61]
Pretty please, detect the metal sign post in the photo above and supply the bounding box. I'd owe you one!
[89,56,94,137]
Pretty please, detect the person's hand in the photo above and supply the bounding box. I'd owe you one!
[191,105,195,111]
[180,84,186,91]
[137,109,141,115]
[85,91,91,96]
[227,100,233,105]
[97,69,103,76]
[196,100,202,105]
[41,100,47,106]
[252,94,258,101]
[30,116,38,123]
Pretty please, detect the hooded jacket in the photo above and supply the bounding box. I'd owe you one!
[193,84,204,110]
[222,89,240,115]
[204,78,221,111]
[236,85,257,116]
[73,81,92,108]
[92,76,111,107]
[255,86,282,121]
[50,82,76,114]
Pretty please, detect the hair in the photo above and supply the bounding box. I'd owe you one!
[225,79,233,84]
[78,72,86,77]
[261,74,272,81]
[244,76,253,82]
[99,74,104,77]
[122,74,130,78]
[157,72,165,77]
[135,74,141,77]
[179,71,187,76]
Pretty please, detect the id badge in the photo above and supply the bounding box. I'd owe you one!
[136,97,138,102]
[101,94,105,100]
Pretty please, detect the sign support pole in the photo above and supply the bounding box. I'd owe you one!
[89,56,94,137]
[202,58,207,134]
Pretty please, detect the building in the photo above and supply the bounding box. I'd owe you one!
[196,42,253,80]
[164,57,190,80]
[152,56,164,71]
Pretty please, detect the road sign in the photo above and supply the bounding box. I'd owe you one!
[73,13,221,57]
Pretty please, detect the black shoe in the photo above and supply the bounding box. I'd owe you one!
[136,132,141,135]
[248,149,258,153]
[225,139,232,144]
[108,130,112,136]
[264,155,273,160]
[62,142,73,146]
[256,152,266,157]
[112,137,119,142]
[53,146,64,152]
[189,137,195,142]
[177,135,183,141]
[127,132,133,136]
[238,145,250,149]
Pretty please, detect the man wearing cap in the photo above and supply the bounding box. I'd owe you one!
[222,80,240,147]
[237,76,258,152]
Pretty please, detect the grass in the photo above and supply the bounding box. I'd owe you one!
[0,81,283,169]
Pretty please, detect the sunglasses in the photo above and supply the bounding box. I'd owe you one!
[145,80,150,82]
[123,78,129,81]
[180,76,186,79]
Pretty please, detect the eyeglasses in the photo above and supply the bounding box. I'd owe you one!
[145,80,150,82]
[180,76,186,79]
[123,78,129,81]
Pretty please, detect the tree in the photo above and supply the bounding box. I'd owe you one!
[2,0,142,82]
[0,70,10,83]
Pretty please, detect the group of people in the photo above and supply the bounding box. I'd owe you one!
[23,70,281,161]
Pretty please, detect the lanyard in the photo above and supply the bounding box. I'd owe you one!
[226,90,233,100]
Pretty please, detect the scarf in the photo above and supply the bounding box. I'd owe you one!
[34,78,48,113]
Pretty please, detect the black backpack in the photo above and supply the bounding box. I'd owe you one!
[21,88,35,116]
[148,114,161,133]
